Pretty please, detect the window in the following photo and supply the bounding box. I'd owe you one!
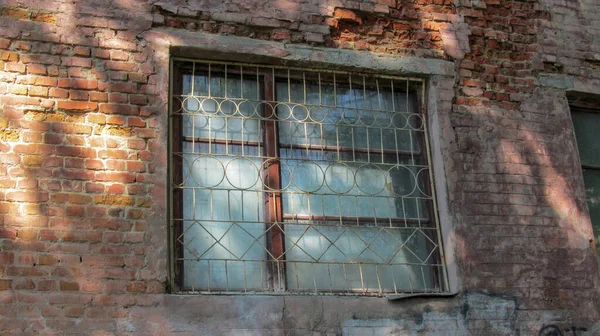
[571,107,600,264]
[169,59,448,295]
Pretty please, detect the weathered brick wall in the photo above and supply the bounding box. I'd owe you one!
[0,0,598,335]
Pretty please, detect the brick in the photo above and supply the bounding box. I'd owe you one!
[49,88,68,98]
[59,281,79,291]
[38,254,58,265]
[95,172,135,183]
[62,57,92,67]
[5,62,26,73]
[99,103,139,115]
[35,76,58,87]
[105,61,137,71]
[0,280,11,291]
[31,12,56,24]
[89,91,108,102]
[28,86,48,97]
[56,146,95,158]
[73,46,91,56]
[27,64,46,75]
[6,191,48,203]
[58,78,98,90]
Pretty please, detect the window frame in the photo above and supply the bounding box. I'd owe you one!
[168,58,450,295]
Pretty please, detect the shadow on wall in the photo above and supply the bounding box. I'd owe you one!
[453,86,599,332]
[0,0,598,335]
[0,0,171,334]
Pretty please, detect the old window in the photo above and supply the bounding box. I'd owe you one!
[169,59,448,295]
[571,106,600,263]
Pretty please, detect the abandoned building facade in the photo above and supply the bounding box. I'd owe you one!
[0,0,599,334]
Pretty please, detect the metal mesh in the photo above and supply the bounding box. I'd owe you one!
[169,59,447,295]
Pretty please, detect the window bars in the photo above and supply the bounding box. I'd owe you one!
[169,59,448,295]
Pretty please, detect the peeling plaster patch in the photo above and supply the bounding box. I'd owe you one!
[342,293,516,336]
[440,23,471,60]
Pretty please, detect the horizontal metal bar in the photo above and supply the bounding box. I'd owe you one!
[282,214,430,225]
[173,258,445,267]
[172,57,426,83]
[582,164,600,170]
[181,137,420,157]
[171,218,438,230]
[280,143,420,157]
[183,136,260,147]
[173,100,423,116]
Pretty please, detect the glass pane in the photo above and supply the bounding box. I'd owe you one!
[279,149,427,220]
[181,71,261,142]
[572,110,600,167]
[275,74,436,293]
[284,224,434,291]
[179,66,267,291]
[181,142,267,290]
[582,169,600,262]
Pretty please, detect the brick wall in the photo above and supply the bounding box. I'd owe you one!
[0,0,598,335]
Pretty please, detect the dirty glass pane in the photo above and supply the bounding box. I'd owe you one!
[179,72,267,291]
[276,78,435,292]
[572,109,600,264]
[582,169,600,261]
[572,110,600,167]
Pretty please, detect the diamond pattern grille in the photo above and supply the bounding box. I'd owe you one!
[170,60,447,295]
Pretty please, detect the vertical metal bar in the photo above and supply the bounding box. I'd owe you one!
[227,191,232,220]
[243,261,248,292]
[225,259,229,291]
[318,72,322,106]
[392,265,398,294]
[168,57,176,292]
[287,69,291,102]
[327,263,333,293]
[240,65,244,99]
[208,189,213,221]
[208,117,212,154]
[335,126,340,162]
[380,128,384,164]
[333,73,337,107]
[391,80,395,112]
[208,63,211,97]
[359,263,365,293]
[191,62,196,96]
[376,265,382,294]
[362,75,366,110]
[376,78,382,111]
[312,263,318,293]
[351,127,356,163]
[343,263,349,294]
[207,259,211,292]
[303,72,306,105]
[190,261,195,292]
[366,127,370,163]
[304,123,309,158]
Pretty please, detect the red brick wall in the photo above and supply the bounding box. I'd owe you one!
[0,0,599,334]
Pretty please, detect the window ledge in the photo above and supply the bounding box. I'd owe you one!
[386,291,459,301]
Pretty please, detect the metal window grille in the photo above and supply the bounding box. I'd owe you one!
[169,59,448,295]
